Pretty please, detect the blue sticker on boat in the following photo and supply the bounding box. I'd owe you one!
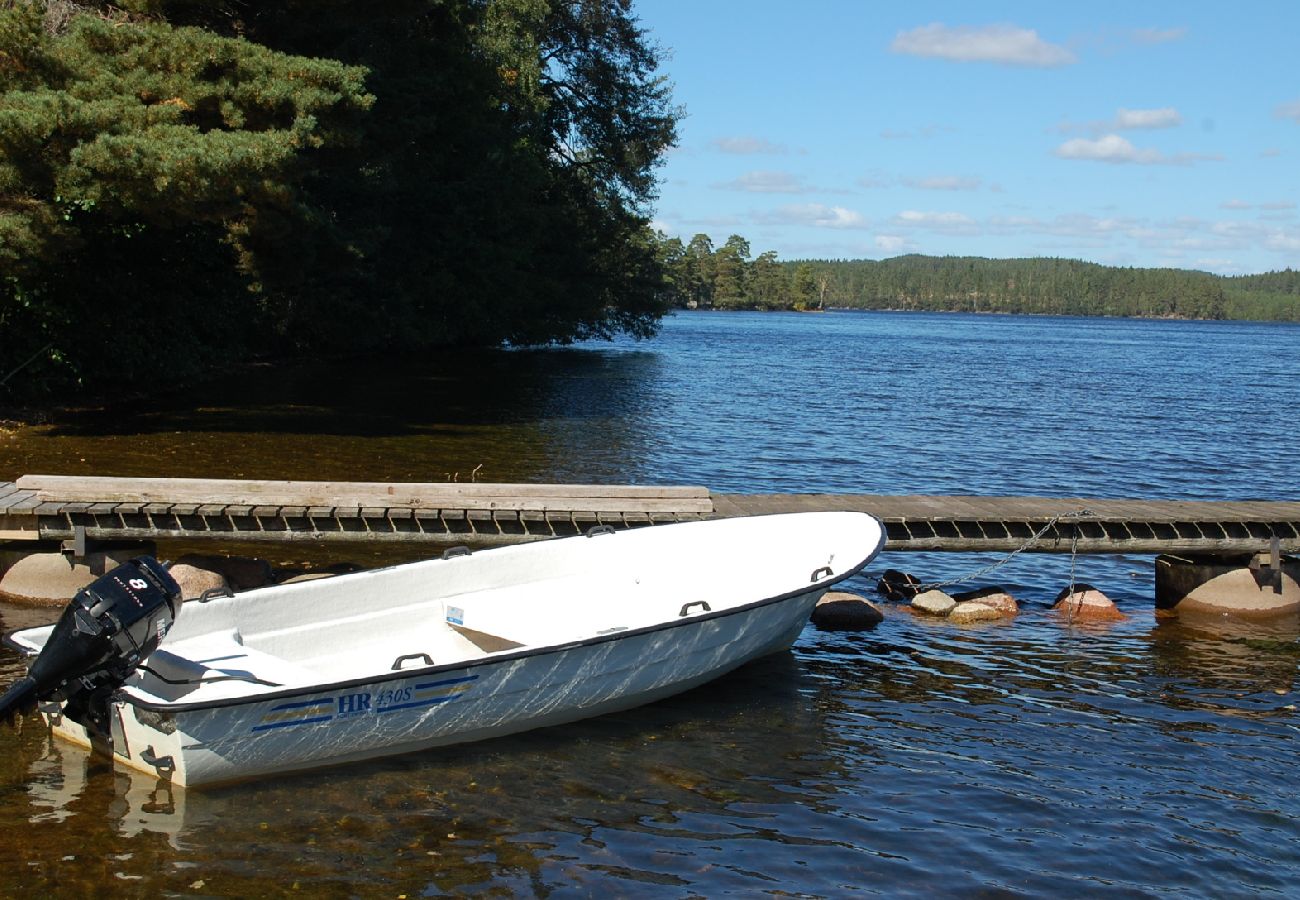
[251,698,335,732]
[377,675,479,714]
[249,675,480,732]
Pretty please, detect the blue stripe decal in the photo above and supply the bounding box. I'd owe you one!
[414,675,479,690]
[377,695,463,714]
[251,714,334,732]
[270,698,334,712]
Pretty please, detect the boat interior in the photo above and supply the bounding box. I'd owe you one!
[9,513,879,707]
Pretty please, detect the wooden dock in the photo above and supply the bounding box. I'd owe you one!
[2,475,1298,555]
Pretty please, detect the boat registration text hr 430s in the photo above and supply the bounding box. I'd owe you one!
[2,511,885,787]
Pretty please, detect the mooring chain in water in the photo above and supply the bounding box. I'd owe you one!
[915,508,1096,593]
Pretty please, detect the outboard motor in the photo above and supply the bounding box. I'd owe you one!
[0,556,181,731]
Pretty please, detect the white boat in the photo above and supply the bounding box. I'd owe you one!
[6,511,885,787]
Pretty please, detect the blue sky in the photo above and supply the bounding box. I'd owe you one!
[635,1,1300,274]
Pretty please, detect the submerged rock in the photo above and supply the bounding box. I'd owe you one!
[877,569,923,601]
[911,589,956,616]
[1053,583,1126,622]
[168,562,231,601]
[952,587,1019,617]
[949,601,1005,624]
[174,554,272,592]
[811,591,884,629]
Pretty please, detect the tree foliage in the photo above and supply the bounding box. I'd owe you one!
[1,0,680,399]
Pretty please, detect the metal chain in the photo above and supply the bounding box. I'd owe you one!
[915,508,1095,593]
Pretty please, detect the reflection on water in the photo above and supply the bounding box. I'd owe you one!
[2,311,1300,893]
[1,348,666,486]
[2,598,1299,895]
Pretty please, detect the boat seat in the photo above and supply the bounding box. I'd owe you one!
[134,637,321,702]
[448,623,524,653]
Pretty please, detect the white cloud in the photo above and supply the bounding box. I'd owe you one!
[1220,199,1253,210]
[879,124,955,141]
[1131,27,1188,45]
[1276,99,1300,123]
[893,210,979,234]
[757,204,869,229]
[1053,134,1220,165]
[680,214,745,229]
[1261,201,1296,211]
[711,136,790,155]
[1115,107,1182,129]
[904,175,983,191]
[1055,134,1159,163]
[890,23,1075,67]
[712,171,811,193]
[1056,107,1184,135]
[1265,232,1300,252]
[874,235,911,253]
[1194,257,1236,270]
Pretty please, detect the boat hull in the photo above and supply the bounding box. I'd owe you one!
[13,510,886,787]
[47,581,821,786]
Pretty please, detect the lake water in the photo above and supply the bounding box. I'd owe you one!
[2,310,1299,896]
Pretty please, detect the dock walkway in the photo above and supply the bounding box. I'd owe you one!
[2,475,1298,555]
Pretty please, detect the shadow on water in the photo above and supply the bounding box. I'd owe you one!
[38,348,663,439]
[2,347,665,484]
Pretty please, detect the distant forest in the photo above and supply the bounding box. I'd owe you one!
[657,234,1300,322]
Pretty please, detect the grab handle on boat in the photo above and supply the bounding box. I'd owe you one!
[140,746,175,773]
[679,600,711,617]
[391,653,435,671]
[810,566,833,583]
[196,585,235,603]
[442,546,471,560]
[586,524,616,538]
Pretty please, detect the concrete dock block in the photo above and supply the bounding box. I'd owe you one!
[0,548,151,605]
[1156,552,1300,618]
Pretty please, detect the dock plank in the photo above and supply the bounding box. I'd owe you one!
[0,483,22,507]
[15,475,712,511]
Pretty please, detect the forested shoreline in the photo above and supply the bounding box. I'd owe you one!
[657,234,1300,322]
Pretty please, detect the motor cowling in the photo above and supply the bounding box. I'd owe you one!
[0,556,182,727]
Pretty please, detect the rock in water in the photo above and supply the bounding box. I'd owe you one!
[812,591,884,629]
[911,590,956,616]
[1053,583,1126,622]
[168,562,231,601]
[877,569,923,601]
[175,554,273,592]
[949,601,1005,624]
[952,587,1019,617]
